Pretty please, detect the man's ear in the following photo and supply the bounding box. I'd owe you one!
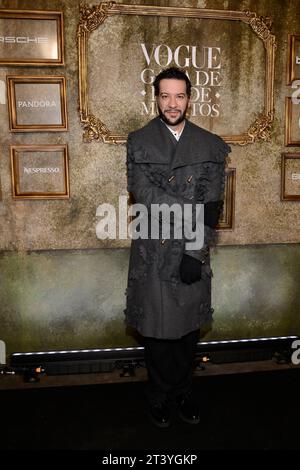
[186,99,191,118]
[155,100,159,116]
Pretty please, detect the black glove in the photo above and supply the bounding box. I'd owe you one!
[179,254,202,285]
[204,201,223,228]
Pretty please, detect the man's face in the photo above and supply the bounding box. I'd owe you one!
[156,78,190,129]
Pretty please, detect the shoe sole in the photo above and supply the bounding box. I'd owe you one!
[148,412,171,429]
[178,411,200,425]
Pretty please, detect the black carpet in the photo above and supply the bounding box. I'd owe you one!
[1,368,299,451]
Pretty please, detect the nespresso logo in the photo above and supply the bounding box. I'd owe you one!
[17,100,57,108]
[0,37,48,44]
[24,167,60,175]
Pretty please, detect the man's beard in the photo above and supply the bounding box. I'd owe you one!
[157,104,188,127]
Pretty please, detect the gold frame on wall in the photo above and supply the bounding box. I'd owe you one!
[281,153,300,201]
[10,144,70,200]
[287,34,300,85]
[285,97,300,146]
[7,75,68,132]
[216,168,236,231]
[77,2,276,145]
[0,9,64,66]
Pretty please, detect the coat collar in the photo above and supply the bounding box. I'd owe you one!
[140,117,177,165]
[136,117,212,169]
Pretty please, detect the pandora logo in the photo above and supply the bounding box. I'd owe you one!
[0,36,48,44]
[17,100,57,108]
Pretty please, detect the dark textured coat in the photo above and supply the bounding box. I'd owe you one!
[124,117,231,339]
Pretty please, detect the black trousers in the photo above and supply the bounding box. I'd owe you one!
[143,329,200,405]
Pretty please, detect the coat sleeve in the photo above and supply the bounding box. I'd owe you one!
[184,135,231,260]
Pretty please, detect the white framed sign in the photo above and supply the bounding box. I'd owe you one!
[7,75,68,132]
[281,153,300,201]
[0,10,64,66]
[10,144,70,199]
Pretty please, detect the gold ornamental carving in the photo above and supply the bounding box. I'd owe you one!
[244,11,274,44]
[247,111,275,143]
[78,1,114,35]
[238,111,275,146]
[82,114,116,143]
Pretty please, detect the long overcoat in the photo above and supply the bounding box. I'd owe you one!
[124,117,231,339]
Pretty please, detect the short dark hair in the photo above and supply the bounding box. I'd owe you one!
[153,67,191,97]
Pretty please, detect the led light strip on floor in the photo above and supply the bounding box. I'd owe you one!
[11,335,298,360]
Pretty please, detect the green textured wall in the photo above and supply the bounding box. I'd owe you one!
[0,0,300,358]
[0,245,299,356]
[0,0,299,249]
[0,249,131,354]
[210,244,300,339]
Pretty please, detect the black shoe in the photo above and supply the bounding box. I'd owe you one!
[176,393,200,424]
[148,402,171,428]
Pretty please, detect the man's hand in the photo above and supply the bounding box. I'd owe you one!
[179,254,202,284]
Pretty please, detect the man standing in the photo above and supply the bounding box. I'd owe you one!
[125,67,231,428]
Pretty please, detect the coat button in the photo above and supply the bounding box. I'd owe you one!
[168,175,176,182]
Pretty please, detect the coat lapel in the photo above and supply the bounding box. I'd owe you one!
[171,120,200,169]
[135,117,176,165]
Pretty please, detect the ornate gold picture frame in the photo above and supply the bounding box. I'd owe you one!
[77,2,276,145]
[285,97,300,146]
[10,145,70,199]
[7,76,68,132]
[0,10,64,66]
[216,168,236,230]
[287,34,300,85]
[281,153,300,201]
